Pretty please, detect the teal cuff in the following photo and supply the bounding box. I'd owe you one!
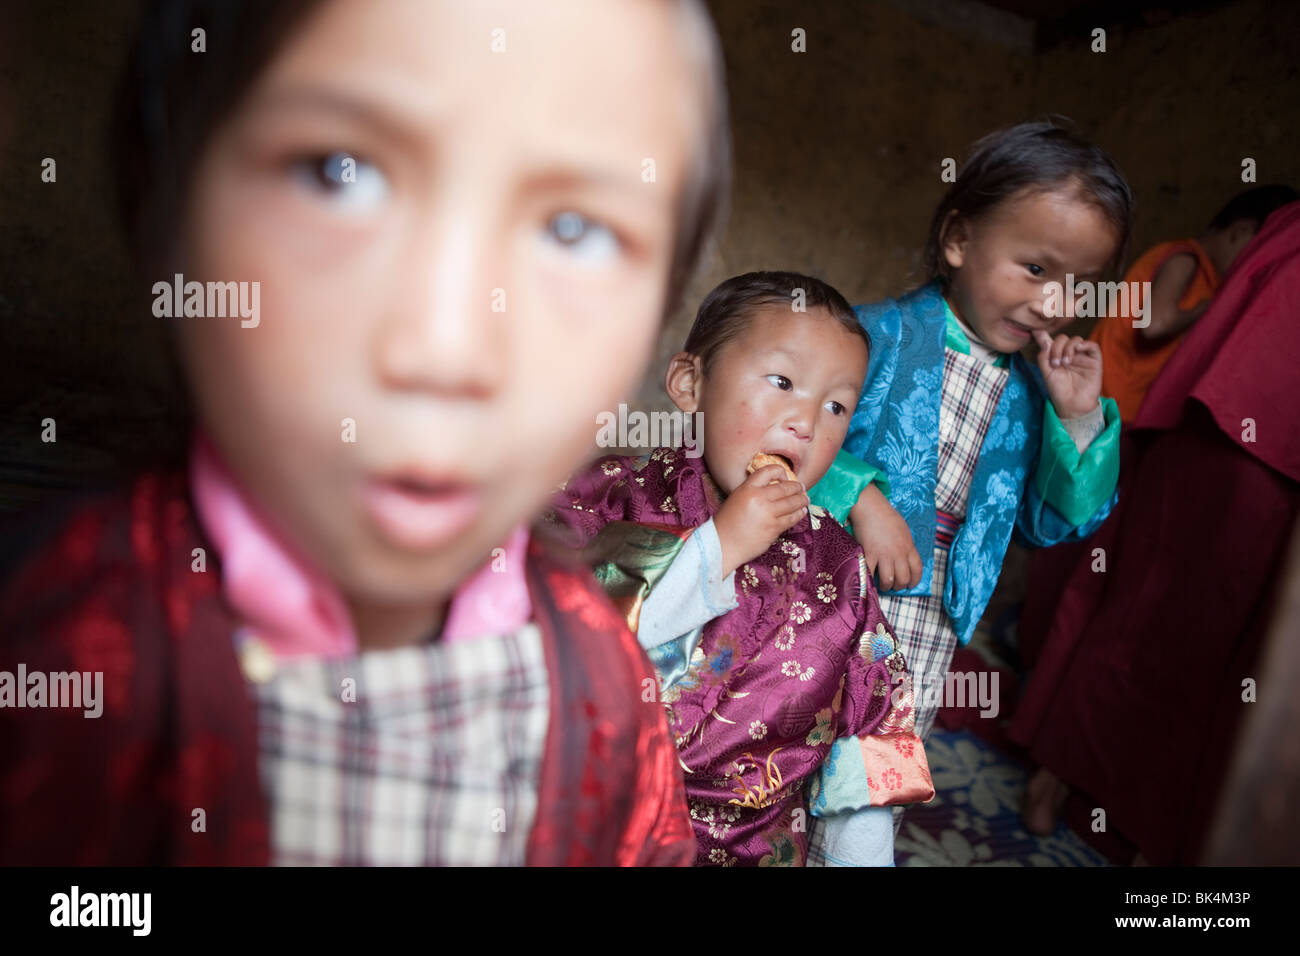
[1034,396,1121,526]
[809,450,890,526]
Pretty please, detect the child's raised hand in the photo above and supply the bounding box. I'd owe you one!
[849,483,922,592]
[1032,329,1103,420]
[715,465,809,579]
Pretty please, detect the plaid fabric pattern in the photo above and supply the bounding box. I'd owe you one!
[807,816,827,865]
[255,623,549,866]
[880,546,959,745]
[807,815,829,865]
[934,348,1010,518]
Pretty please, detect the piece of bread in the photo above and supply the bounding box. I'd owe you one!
[746,452,797,483]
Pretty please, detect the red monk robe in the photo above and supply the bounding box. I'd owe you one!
[0,470,695,866]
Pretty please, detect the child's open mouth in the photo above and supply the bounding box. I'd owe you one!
[362,474,482,550]
[748,451,799,481]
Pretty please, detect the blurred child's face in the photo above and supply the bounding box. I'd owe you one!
[674,306,869,495]
[1204,218,1259,276]
[942,185,1120,353]
[178,0,708,620]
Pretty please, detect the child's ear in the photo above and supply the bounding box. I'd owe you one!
[665,351,704,412]
[941,210,969,271]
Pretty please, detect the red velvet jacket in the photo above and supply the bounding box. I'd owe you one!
[0,471,694,866]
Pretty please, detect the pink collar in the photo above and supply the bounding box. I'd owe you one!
[189,435,531,658]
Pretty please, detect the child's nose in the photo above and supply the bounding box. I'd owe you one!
[784,402,815,440]
[374,215,506,398]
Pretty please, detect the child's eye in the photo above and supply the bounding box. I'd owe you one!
[825,400,846,416]
[1025,263,1044,277]
[292,151,389,211]
[765,374,793,391]
[545,211,620,263]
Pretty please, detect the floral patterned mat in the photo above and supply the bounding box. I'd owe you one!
[894,728,1111,867]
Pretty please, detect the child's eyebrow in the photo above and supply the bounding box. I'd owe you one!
[514,167,668,215]
[242,85,430,152]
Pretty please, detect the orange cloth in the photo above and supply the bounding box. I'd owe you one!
[1090,239,1218,422]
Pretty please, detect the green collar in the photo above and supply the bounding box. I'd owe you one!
[943,299,1010,368]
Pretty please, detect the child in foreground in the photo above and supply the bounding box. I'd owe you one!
[0,0,729,866]
[809,120,1132,839]
[549,272,933,867]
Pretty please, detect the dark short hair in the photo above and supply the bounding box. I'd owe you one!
[923,118,1134,281]
[1208,184,1299,232]
[112,0,730,317]
[112,0,322,271]
[682,271,870,371]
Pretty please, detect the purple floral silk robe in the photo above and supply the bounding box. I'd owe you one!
[548,447,898,866]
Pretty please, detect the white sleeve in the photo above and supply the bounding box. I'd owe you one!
[811,807,895,867]
[637,517,738,650]
[1060,400,1106,453]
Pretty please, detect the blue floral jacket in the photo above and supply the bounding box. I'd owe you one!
[810,282,1121,646]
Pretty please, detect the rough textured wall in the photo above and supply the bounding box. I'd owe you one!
[1026,0,1300,268]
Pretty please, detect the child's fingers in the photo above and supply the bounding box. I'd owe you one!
[895,556,913,591]
[1050,334,1072,367]
[1060,336,1076,365]
[1033,329,1057,373]
[876,558,896,591]
[774,493,809,518]
[777,503,808,530]
[906,547,923,588]
[762,481,808,508]
[746,464,791,487]
[1061,335,1087,366]
[1045,334,1065,366]
[1071,339,1102,367]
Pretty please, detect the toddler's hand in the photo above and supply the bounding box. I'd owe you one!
[850,483,921,592]
[715,465,809,578]
[1033,329,1103,420]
